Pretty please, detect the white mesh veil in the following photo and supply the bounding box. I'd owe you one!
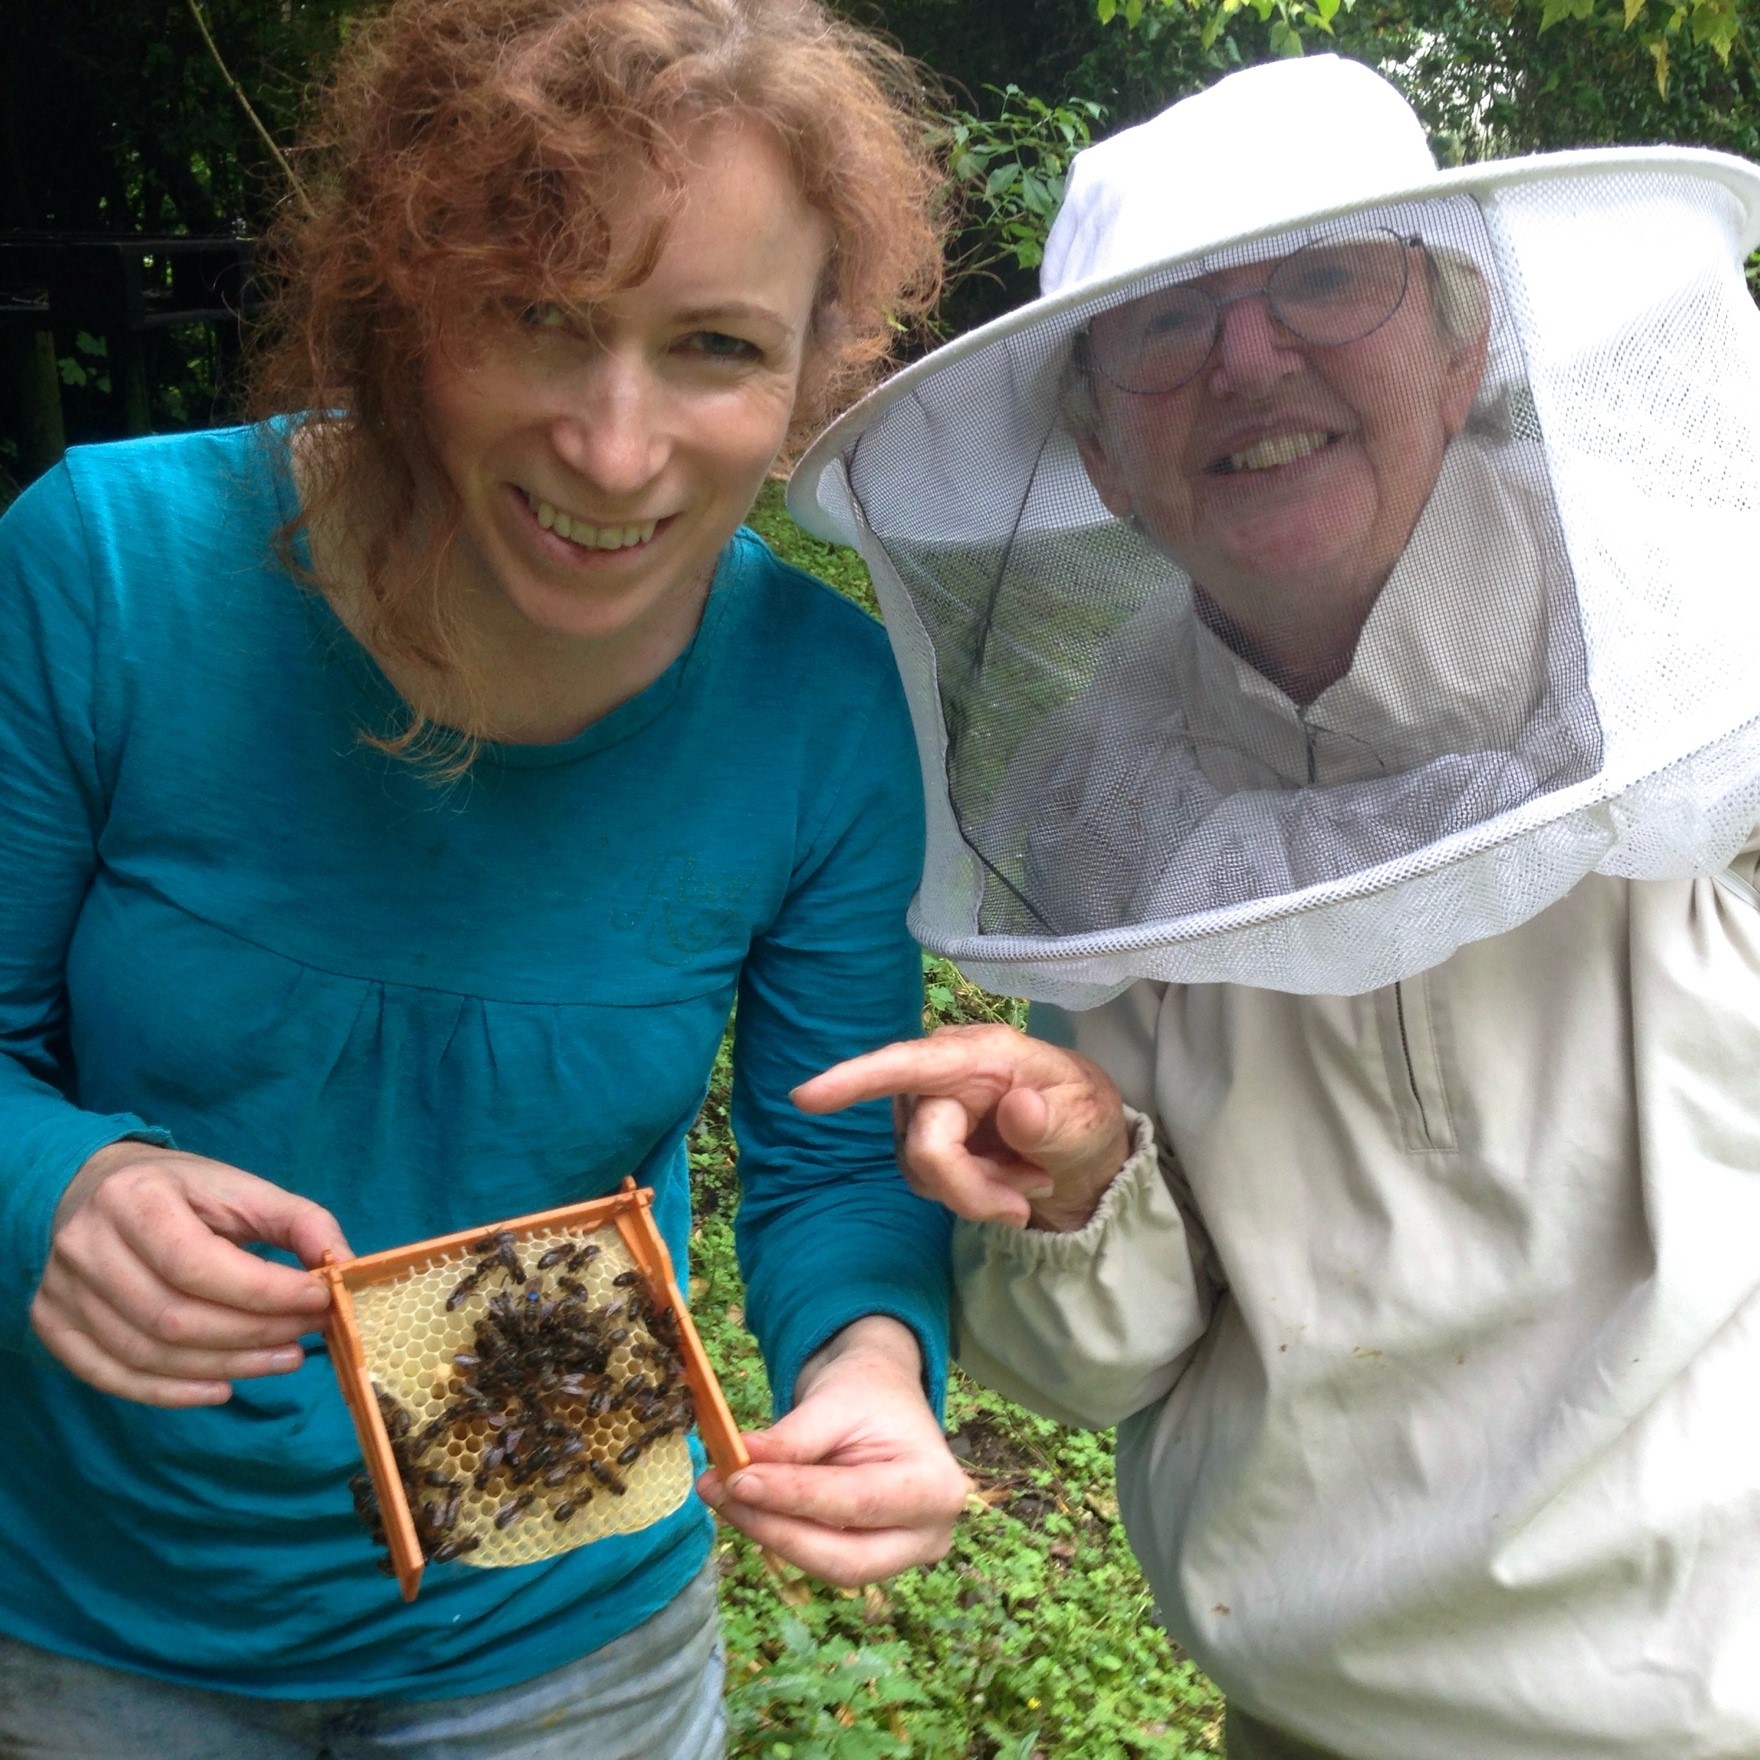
[790,65,1760,1006]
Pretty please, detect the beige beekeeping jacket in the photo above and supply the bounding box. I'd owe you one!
[954,452,1760,1757]
[957,858,1760,1759]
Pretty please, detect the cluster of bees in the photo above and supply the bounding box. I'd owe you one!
[347,1228,695,1573]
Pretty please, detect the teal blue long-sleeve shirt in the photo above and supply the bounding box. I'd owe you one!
[0,425,948,1698]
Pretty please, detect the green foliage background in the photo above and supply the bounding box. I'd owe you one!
[886,0,1757,332]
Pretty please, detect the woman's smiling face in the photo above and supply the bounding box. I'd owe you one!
[1078,244,1488,687]
[420,120,829,669]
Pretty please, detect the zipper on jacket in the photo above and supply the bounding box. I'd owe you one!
[1380,977,1457,1153]
[1302,716,1456,1152]
[1393,983,1434,1141]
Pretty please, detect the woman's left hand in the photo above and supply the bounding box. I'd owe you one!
[695,1315,969,1586]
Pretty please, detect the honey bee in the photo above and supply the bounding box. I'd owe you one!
[468,1228,524,1279]
[416,1395,489,1449]
[375,1387,414,1441]
[587,1458,627,1496]
[494,1493,535,1529]
[448,1264,493,1310]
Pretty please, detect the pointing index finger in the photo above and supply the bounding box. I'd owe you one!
[792,1039,993,1115]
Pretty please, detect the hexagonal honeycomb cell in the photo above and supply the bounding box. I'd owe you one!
[345,1220,697,1570]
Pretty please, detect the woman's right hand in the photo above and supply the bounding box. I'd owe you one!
[793,1023,1132,1232]
[30,1142,350,1407]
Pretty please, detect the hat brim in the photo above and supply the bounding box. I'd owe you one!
[789,143,1760,545]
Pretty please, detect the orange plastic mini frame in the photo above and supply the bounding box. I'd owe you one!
[315,1178,748,1603]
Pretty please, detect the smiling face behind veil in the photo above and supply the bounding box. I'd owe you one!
[1072,231,1490,707]
[978,194,1605,967]
[789,56,1760,1005]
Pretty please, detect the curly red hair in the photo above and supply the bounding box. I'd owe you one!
[248,0,945,754]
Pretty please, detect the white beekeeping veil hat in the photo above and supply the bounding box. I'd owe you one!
[790,55,1760,1004]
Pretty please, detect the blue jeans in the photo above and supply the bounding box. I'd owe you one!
[0,1563,724,1759]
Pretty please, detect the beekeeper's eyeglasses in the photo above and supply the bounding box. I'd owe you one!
[1083,230,1423,395]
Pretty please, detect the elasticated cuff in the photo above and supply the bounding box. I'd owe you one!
[964,1107,1162,1268]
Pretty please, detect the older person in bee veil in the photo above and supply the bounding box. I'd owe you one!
[985,176,1599,943]
[790,54,1760,1760]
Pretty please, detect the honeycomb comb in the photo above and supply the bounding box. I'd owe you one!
[316,1179,748,1602]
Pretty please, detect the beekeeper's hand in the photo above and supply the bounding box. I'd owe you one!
[32,1141,349,1407]
[793,1023,1132,1231]
[696,1315,969,1585]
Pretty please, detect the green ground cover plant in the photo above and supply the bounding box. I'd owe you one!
[697,488,1226,1758]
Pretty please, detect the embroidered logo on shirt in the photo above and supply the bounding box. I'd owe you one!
[612,853,755,966]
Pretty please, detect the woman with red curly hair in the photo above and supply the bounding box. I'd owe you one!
[0,0,963,1751]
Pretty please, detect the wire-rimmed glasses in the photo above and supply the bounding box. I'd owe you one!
[1083,229,1423,395]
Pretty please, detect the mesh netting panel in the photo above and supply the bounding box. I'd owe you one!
[350,1222,693,1570]
[822,172,1760,1001]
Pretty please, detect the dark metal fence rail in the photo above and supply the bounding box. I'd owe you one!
[0,234,257,485]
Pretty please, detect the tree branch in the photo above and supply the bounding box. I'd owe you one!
[183,0,314,220]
